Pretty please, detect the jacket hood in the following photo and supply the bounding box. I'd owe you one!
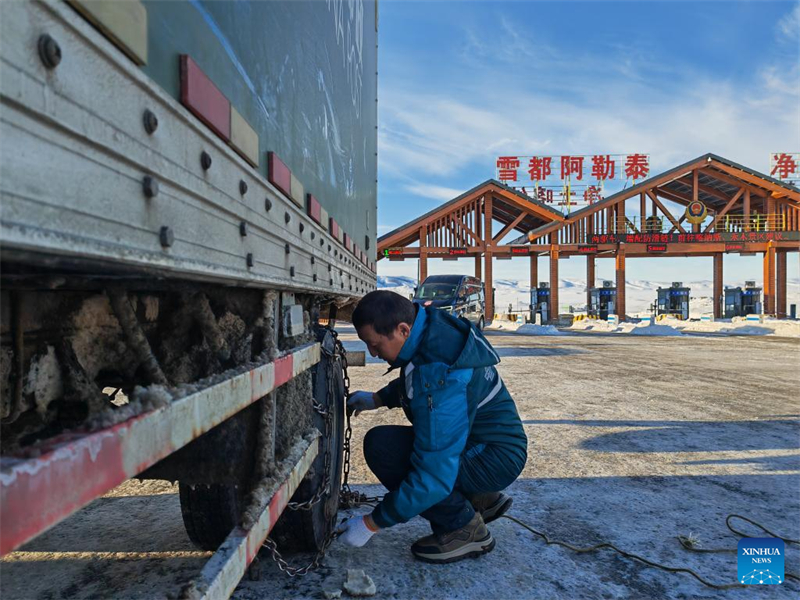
[424,308,500,370]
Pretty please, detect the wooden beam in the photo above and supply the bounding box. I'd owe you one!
[695,168,765,198]
[668,214,688,234]
[646,190,685,232]
[640,193,646,222]
[615,247,626,319]
[419,225,428,282]
[527,221,563,242]
[586,254,595,310]
[777,250,787,318]
[492,212,527,243]
[484,193,494,319]
[549,246,559,322]
[713,253,723,319]
[703,188,744,233]
[764,242,776,315]
[707,163,800,201]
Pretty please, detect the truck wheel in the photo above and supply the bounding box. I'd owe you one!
[269,329,345,552]
[478,316,485,331]
[179,482,247,551]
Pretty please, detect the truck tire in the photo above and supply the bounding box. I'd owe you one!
[179,482,247,551]
[269,329,345,552]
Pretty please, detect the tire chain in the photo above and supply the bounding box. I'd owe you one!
[262,327,382,577]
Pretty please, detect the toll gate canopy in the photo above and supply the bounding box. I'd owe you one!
[377,153,800,321]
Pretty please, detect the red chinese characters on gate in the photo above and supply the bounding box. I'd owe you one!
[770,153,799,181]
[496,156,520,182]
[497,154,649,184]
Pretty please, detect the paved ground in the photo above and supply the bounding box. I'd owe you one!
[2,327,798,599]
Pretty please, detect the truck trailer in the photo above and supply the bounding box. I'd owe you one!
[0,0,377,595]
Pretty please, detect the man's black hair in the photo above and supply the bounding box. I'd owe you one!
[352,290,416,336]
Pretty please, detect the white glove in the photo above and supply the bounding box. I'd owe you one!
[336,515,378,547]
[347,391,377,416]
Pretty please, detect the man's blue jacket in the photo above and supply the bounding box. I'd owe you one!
[371,305,528,529]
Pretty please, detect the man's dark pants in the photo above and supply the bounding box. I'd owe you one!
[364,425,514,534]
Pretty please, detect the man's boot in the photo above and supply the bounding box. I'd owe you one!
[468,492,512,524]
[410,512,494,564]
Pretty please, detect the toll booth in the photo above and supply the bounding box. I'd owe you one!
[656,282,690,320]
[723,281,762,318]
[588,281,617,320]
[530,282,551,322]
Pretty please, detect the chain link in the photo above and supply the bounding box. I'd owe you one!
[261,325,381,577]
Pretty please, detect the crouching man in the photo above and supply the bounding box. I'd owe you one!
[337,291,527,563]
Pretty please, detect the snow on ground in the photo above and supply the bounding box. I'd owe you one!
[629,324,683,336]
[514,324,561,335]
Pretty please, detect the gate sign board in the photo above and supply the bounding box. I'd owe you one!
[510,246,530,255]
[647,243,668,253]
[590,231,800,244]
[578,245,599,253]
[448,247,468,256]
[770,153,800,182]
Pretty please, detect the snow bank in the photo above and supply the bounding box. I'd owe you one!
[487,321,522,331]
[674,318,800,338]
[629,324,682,336]
[515,324,561,336]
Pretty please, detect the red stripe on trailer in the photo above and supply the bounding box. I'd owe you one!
[179,55,231,141]
[307,194,322,224]
[330,218,340,240]
[267,152,292,198]
[0,343,319,556]
[0,429,125,556]
[344,233,352,252]
[193,436,318,599]
[273,354,293,387]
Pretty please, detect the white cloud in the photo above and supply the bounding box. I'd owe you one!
[777,2,800,41]
[404,183,465,201]
[379,65,799,182]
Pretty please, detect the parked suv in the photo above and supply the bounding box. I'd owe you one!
[413,275,486,330]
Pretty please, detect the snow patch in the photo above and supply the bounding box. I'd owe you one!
[515,324,561,336]
[629,324,683,336]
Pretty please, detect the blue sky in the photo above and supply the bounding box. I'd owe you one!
[375,0,800,284]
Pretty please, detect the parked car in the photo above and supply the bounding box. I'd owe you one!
[413,275,486,330]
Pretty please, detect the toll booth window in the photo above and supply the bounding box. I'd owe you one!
[416,283,458,300]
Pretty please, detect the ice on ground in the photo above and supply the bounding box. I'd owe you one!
[629,324,682,336]
[515,324,561,336]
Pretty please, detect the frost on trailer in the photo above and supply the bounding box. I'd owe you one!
[0,0,377,594]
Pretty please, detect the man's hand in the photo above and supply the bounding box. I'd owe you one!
[347,391,380,416]
[336,515,379,547]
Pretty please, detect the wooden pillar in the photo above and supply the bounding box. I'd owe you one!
[615,246,626,319]
[743,189,750,231]
[419,225,428,283]
[549,246,559,322]
[777,250,787,318]
[474,254,482,279]
[640,192,646,228]
[763,242,776,315]
[530,253,538,291]
[713,253,723,319]
[484,194,494,320]
[586,254,595,310]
